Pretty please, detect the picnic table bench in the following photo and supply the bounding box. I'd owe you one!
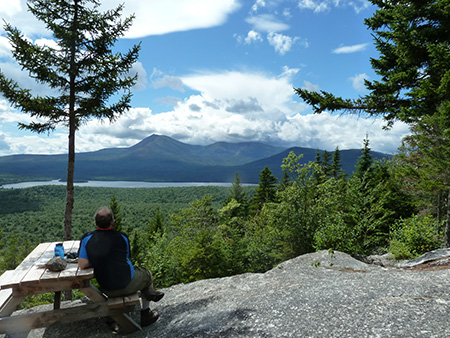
[0,241,142,335]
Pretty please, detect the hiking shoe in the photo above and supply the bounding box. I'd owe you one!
[140,309,159,326]
[142,287,165,302]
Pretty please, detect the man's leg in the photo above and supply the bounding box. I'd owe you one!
[137,268,165,302]
[139,297,159,326]
[105,267,163,326]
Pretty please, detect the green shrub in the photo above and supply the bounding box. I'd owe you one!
[313,212,354,253]
[389,214,444,260]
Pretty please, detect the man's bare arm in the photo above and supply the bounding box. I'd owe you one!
[78,257,91,269]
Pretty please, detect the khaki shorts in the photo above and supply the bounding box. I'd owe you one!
[105,267,153,297]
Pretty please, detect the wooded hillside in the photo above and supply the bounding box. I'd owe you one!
[0,135,390,185]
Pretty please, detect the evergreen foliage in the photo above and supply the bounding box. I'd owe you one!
[321,150,332,177]
[148,207,165,238]
[0,145,441,301]
[278,170,291,191]
[355,136,373,178]
[224,172,249,218]
[109,195,124,232]
[166,195,223,282]
[4,3,448,310]
[295,0,450,245]
[251,166,278,213]
[395,112,450,243]
[0,0,140,240]
[330,147,343,179]
[390,214,444,260]
[295,0,450,125]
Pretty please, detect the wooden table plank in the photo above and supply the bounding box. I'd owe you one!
[19,245,55,286]
[39,269,61,283]
[21,242,53,267]
[1,241,141,334]
[45,241,89,281]
[0,300,137,334]
[63,240,79,255]
[0,289,13,309]
[76,267,94,278]
[59,263,80,279]
[1,243,53,289]
[3,241,85,289]
[12,279,91,295]
[0,271,16,291]
[0,293,25,317]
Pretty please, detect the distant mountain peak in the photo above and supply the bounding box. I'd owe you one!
[129,134,178,149]
[0,134,391,184]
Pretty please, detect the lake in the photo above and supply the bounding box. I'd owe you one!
[0,180,246,189]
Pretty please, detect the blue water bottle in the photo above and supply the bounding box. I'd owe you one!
[55,243,64,257]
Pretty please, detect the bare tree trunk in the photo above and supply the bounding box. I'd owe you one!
[445,189,450,247]
[63,0,79,242]
[437,191,442,224]
[63,124,75,302]
[63,124,75,241]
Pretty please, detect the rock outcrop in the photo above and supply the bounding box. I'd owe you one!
[14,250,450,337]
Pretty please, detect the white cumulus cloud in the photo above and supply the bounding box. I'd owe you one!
[267,32,297,55]
[151,69,185,92]
[246,14,290,33]
[298,0,370,14]
[252,0,266,12]
[333,43,369,54]
[298,0,329,13]
[350,73,369,92]
[130,61,147,91]
[55,71,409,155]
[1,0,240,38]
[302,81,320,92]
[100,0,241,38]
[0,0,22,17]
[245,30,263,44]
[0,36,12,58]
[280,66,300,78]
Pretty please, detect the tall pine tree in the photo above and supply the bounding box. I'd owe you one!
[0,0,140,240]
[224,172,248,218]
[109,194,124,232]
[251,166,278,213]
[355,136,373,178]
[295,0,450,126]
[321,150,332,177]
[330,146,343,179]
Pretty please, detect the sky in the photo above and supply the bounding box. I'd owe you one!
[0,0,411,156]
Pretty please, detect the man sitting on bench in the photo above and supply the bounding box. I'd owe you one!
[78,206,164,326]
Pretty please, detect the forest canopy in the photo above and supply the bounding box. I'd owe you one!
[0,141,445,290]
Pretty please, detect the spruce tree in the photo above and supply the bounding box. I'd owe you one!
[313,149,323,183]
[355,136,373,178]
[109,194,124,232]
[251,166,278,213]
[295,0,450,126]
[315,149,322,166]
[295,3,450,242]
[278,170,291,191]
[396,112,450,243]
[0,0,140,240]
[321,150,332,177]
[130,230,141,266]
[225,172,248,217]
[148,207,165,235]
[330,146,343,179]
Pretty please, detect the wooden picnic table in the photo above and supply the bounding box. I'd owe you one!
[0,241,141,335]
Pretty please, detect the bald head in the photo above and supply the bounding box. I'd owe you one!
[94,207,115,229]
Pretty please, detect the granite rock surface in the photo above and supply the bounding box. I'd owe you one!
[10,250,450,338]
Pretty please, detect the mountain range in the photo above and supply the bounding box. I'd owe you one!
[0,134,391,184]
